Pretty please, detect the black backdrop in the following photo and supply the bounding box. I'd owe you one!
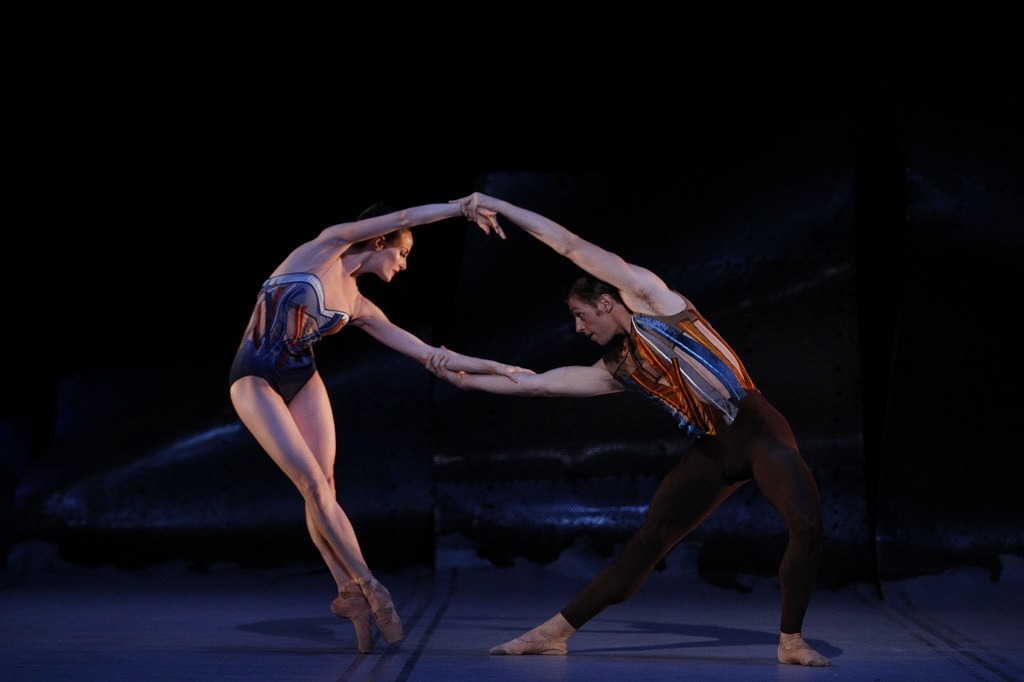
[3,25,1021,588]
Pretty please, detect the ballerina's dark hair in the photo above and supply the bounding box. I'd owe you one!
[352,202,409,250]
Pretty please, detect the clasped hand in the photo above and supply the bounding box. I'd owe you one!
[453,193,504,239]
[428,347,534,384]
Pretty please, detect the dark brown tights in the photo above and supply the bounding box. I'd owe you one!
[560,392,823,635]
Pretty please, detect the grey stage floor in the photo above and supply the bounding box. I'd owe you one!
[1,540,1022,682]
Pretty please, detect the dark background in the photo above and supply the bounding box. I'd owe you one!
[3,21,1021,590]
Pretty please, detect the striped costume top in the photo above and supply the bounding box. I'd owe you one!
[602,296,757,439]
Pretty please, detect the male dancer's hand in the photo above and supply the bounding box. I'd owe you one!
[453,193,504,239]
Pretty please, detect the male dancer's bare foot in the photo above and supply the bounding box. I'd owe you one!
[778,632,830,666]
[489,613,575,655]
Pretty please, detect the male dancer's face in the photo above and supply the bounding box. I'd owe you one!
[568,295,619,346]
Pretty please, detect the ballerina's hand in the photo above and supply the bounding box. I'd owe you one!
[500,363,535,383]
[452,195,505,239]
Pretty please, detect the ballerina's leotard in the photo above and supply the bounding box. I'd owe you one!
[229,273,350,403]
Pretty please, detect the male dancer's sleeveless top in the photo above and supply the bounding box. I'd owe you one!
[601,296,757,439]
[229,273,350,404]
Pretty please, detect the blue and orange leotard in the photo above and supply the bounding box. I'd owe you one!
[229,273,350,403]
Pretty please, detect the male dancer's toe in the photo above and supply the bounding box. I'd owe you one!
[490,613,575,655]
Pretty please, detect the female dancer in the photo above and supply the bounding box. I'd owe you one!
[229,200,528,653]
[432,192,830,666]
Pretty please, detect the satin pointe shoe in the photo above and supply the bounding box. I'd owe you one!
[355,574,404,644]
[331,581,374,653]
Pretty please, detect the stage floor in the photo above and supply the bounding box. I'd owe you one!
[2,541,1021,681]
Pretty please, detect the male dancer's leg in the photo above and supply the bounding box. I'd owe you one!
[490,448,742,655]
[561,449,742,628]
[744,398,829,666]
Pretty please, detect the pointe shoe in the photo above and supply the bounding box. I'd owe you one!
[356,574,404,644]
[489,614,573,655]
[331,582,374,653]
[778,632,830,666]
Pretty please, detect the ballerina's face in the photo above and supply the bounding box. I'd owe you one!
[373,231,414,283]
